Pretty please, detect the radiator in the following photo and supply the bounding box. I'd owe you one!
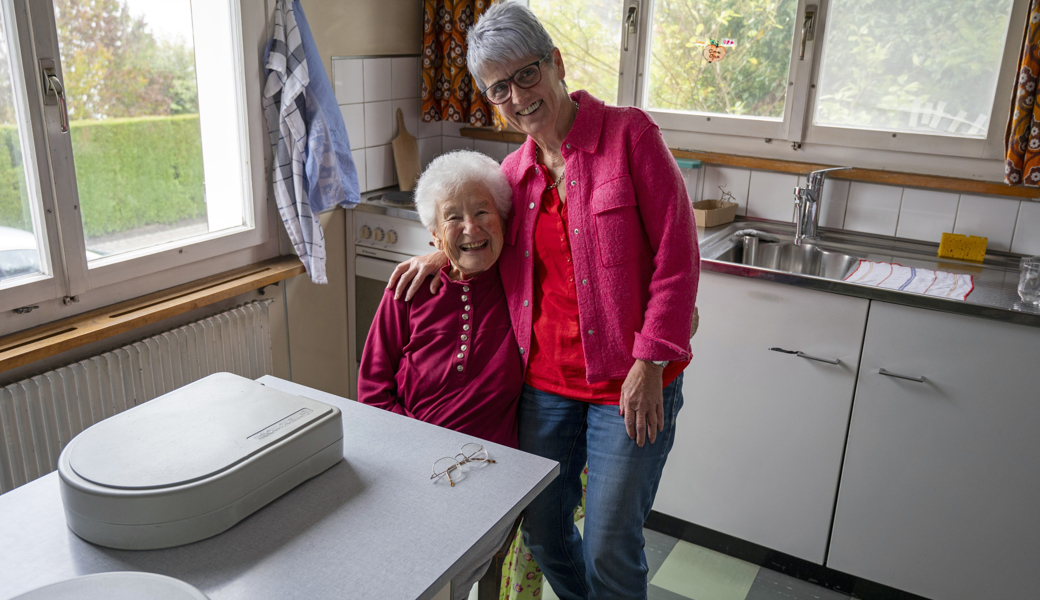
[0,300,275,494]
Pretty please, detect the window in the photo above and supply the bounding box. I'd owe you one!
[529,0,1027,164]
[0,0,272,318]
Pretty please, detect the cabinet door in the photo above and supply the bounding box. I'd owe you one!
[828,302,1040,600]
[654,272,869,564]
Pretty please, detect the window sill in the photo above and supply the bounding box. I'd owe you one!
[459,127,1038,201]
[0,255,304,373]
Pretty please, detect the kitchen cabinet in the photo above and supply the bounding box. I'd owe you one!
[653,272,869,564]
[827,302,1040,600]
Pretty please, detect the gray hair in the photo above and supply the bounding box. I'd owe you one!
[414,150,512,231]
[467,2,555,90]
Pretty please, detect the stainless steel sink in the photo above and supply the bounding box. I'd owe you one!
[715,239,862,281]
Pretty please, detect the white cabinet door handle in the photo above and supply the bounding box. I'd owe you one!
[769,347,841,365]
[879,368,925,383]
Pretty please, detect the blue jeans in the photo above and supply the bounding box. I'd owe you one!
[518,373,684,600]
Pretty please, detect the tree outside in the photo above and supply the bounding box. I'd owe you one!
[0,0,205,253]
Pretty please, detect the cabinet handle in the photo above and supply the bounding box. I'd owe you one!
[769,347,840,365]
[879,368,925,383]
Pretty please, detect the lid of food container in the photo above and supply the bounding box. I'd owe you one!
[12,572,209,600]
[67,373,333,490]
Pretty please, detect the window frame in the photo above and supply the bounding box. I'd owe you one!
[0,0,279,319]
[615,0,1028,174]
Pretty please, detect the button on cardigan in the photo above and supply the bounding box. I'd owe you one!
[498,90,700,383]
[358,266,522,448]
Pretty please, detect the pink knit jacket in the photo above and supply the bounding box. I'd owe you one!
[498,90,699,383]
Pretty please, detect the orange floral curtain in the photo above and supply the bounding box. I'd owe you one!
[1005,0,1040,186]
[421,0,495,125]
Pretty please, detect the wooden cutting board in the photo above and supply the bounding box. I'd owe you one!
[392,108,422,192]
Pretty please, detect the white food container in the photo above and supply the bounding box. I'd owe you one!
[12,572,209,600]
[58,373,343,550]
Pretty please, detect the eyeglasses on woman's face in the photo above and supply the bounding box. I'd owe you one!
[480,53,553,105]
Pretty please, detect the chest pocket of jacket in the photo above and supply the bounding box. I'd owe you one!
[591,176,644,267]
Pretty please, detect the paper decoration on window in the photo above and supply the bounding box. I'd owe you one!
[693,39,736,63]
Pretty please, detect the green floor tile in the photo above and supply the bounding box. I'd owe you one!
[649,540,760,600]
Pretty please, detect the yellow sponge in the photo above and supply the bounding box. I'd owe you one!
[938,233,987,262]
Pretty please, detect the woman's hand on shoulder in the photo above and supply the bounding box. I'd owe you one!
[387,251,449,301]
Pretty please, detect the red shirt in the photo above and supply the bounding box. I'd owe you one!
[525,166,688,404]
[358,265,522,447]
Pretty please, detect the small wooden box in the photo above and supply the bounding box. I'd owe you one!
[693,199,739,228]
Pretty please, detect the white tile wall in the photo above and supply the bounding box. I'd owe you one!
[1012,201,1040,255]
[507,143,524,154]
[391,57,419,100]
[340,104,365,151]
[366,145,396,189]
[362,58,392,102]
[701,166,751,216]
[474,139,510,162]
[844,182,903,236]
[334,55,436,192]
[418,137,442,171]
[442,136,475,152]
[747,171,798,222]
[417,115,442,139]
[392,98,419,138]
[333,59,364,105]
[955,194,1020,252]
[442,121,467,138]
[351,149,366,192]
[895,188,959,242]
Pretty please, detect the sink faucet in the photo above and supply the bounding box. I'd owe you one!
[793,166,852,245]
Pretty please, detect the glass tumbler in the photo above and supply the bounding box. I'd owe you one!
[1019,256,1040,305]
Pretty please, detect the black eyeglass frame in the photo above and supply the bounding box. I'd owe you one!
[480,52,554,105]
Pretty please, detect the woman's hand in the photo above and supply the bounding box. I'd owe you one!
[619,360,665,447]
[387,251,449,300]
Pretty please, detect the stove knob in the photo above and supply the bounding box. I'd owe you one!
[359,225,372,240]
[386,229,398,244]
[373,227,385,242]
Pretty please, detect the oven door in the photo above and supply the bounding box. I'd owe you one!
[355,254,405,369]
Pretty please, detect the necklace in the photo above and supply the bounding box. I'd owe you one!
[539,100,579,192]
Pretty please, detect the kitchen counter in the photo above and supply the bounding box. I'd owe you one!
[698,218,1040,327]
[0,377,559,600]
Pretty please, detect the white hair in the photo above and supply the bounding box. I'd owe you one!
[466,2,556,90]
[414,150,512,231]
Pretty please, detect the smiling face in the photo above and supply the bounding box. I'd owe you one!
[482,49,569,140]
[431,181,504,280]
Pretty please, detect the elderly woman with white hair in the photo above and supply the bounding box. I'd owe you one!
[358,149,520,599]
[390,3,699,599]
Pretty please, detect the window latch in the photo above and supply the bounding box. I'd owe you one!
[623,3,639,52]
[40,59,69,133]
[799,5,817,61]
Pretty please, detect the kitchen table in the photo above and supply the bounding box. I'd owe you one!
[0,376,559,600]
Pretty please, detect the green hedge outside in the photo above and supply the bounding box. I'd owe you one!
[0,114,205,238]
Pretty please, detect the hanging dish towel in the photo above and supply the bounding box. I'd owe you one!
[844,260,974,300]
[263,0,360,284]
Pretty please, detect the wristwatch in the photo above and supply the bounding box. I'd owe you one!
[650,360,668,367]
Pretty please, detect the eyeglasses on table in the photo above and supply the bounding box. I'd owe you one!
[431,443,496,487]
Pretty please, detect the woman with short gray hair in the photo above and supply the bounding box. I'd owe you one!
[391,4,700,599]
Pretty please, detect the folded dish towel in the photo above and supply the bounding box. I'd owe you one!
[844,260,974,300]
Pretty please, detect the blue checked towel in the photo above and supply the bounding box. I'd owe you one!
[263,0,360,284]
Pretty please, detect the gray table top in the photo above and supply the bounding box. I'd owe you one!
[0,377,558,600]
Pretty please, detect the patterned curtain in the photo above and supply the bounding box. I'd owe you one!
[1005,0,1040,186]
[421,0,494,126]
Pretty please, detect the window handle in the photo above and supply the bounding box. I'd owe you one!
[623,3,638,52]
[799,5,817,61]
[40,59,69,134]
